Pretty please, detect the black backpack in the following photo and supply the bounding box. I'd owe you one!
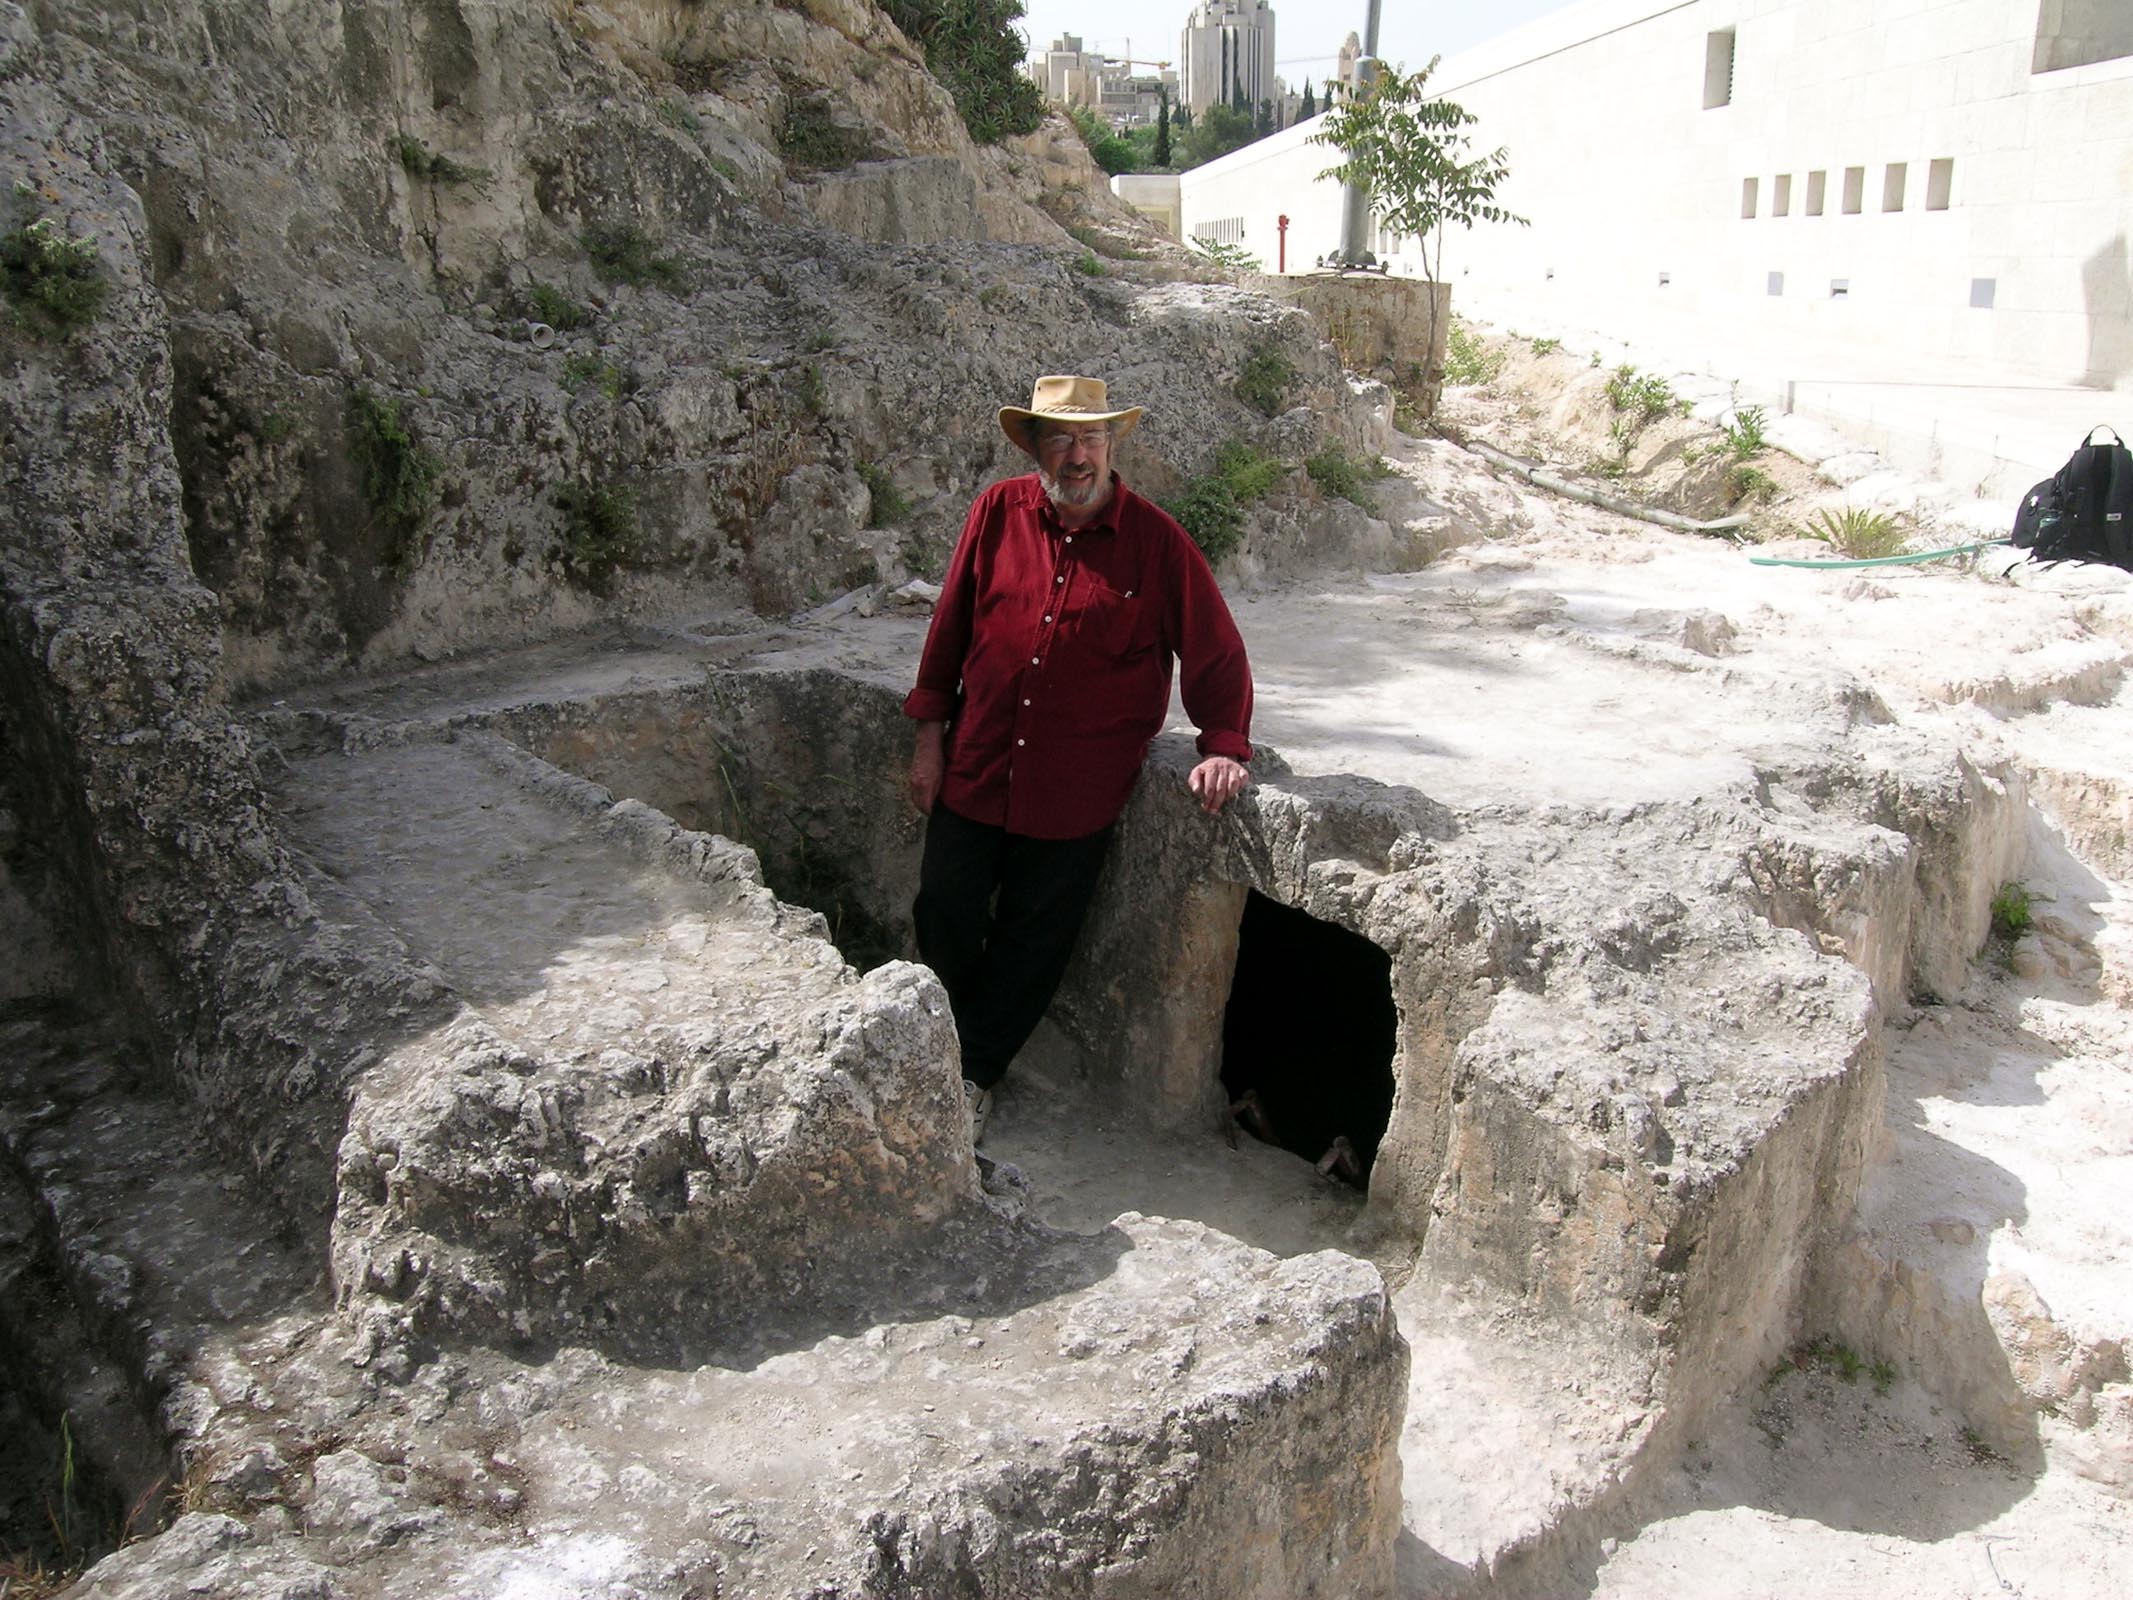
[2013,426,2133,568]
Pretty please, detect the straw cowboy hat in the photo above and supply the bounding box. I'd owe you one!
[998,374,1144,453]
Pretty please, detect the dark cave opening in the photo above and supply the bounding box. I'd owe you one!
[1220,890,1398,1188]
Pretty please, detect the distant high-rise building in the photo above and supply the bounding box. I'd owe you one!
[1179,1,1276,117]
[1030,34,1178,127]
[1034,34,1102,109]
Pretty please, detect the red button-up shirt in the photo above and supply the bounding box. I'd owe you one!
[904,473,1254,839]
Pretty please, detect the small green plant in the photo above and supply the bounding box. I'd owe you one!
[801,325,837,354]
[1722,404,1768,459]
[1,213,108,332]
[1072,250,1105,277]
[582,222,683,290]
[1729,464,1778,502]
[657,97,702,133]
[1990,882,2033,941]
[1235,347,1296,418]
[1529,336,1560,355]
[857,461,909,527]
[797,361,826,416]
[708,153,742,184]
[1958,1424,2002,1465]
[51,1412,82,1562]
[550,480,639,594]
[349,386,439,568]
[978,283,1013,311]
[1870,1358,1898,1396]
[1605,365,1679,433]
[1190,236,1264,273]
[258,409,297,444]
[779,96,871,171]
[1803,505,1907,559]
[560,354,625,399]
[393,135,485,187]
[1305,446,1393,509]
[1443,317,1505,385]
[899,525,953,576]
[1066,222,1147,262]
[1796,1336,1867,1383]
[526,281,586,330]
[1162,440,1285,563]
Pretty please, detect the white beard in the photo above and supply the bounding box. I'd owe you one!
[1039,462,1112,514]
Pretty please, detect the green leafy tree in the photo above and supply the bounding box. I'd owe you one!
[1256,98,1275,137]
[1067,104,1138,175]
[1177,102,1256,169]
[1154,89,1172,167]
[1312,56,1527,379]
[1231,77,1249,115]
[1299,80,1316,120]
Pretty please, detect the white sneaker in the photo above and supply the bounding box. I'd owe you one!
[963,1079,993,1144]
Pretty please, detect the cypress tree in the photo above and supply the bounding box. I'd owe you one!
[1154,89,1172,167]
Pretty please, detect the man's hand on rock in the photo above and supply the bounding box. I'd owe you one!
[908,721,946,814]
[1188,755,1249,815]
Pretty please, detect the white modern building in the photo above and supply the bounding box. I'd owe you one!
[1179,0,1278,117]
[1176,0,2133,398]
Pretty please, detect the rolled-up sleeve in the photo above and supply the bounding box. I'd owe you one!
[903,493,988,724]
[1169,534,1254,762]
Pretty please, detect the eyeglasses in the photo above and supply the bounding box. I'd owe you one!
[1037,427,1111,455]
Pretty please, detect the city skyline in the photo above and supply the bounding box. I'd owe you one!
[1014,0,1584,82]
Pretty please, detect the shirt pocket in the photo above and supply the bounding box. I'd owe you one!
[1078,578,1156,659]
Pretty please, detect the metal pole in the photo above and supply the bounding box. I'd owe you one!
[1335,0,1384,268]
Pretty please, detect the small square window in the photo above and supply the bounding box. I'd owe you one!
[1773,174,1792,216]
[1830,279,1850,299]
[1883,162,1907,211]
[1842,166,1865,214]
[1970,277,1995,309]
[1806,170,1827,216]
[1768,271,1785,296]
[1741,176,1759,218]
[1927,157,1954,210]
[1704,28,1736,108]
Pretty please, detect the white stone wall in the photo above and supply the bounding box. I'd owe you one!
[1180,0,2133,391]
[1179,114,1339,268]
[1112,173,1182,239]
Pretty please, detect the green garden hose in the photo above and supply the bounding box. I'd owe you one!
[1749,538,2012,570]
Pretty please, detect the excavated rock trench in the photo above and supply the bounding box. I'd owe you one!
[8,455,2133,1596]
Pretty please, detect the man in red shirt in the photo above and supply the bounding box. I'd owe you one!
[904,375,1254,1140]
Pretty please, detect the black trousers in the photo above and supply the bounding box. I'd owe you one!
[912,803,1114,1090]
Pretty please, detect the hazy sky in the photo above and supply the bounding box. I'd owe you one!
[1015,1,1584,81]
